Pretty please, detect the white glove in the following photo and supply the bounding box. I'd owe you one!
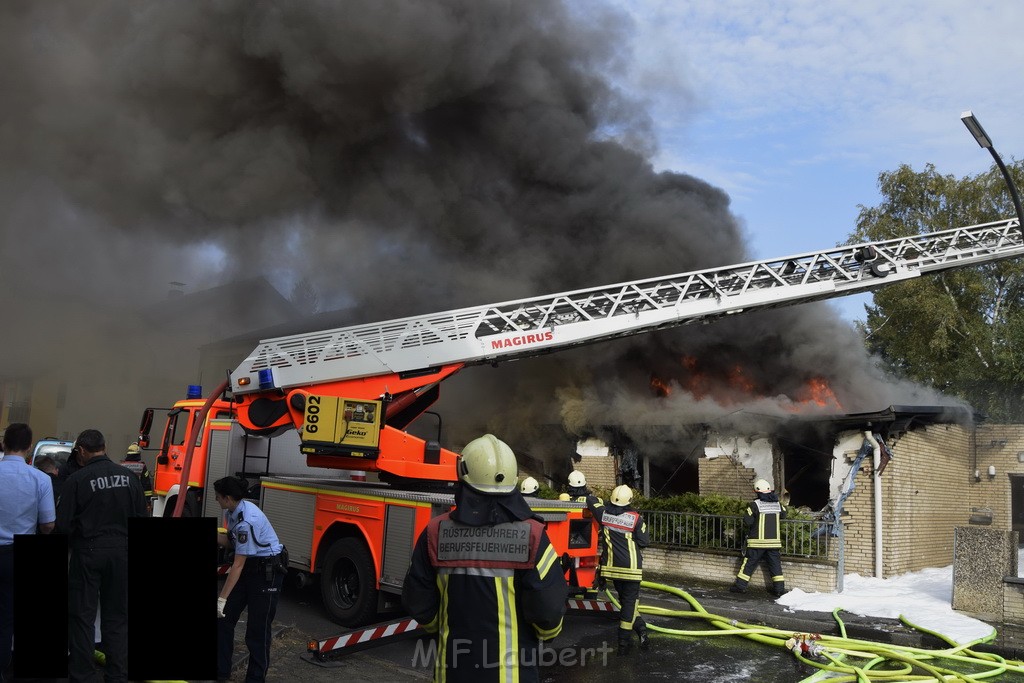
[217,597,227,618]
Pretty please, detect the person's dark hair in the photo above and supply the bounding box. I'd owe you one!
[76,429,105,454]
[213,476,249,501]
[3,423,32,453]
[35,455,58,475]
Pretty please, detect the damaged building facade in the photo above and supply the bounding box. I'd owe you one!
[572,405,1023,598]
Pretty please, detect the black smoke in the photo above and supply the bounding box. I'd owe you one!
[0,0,949,459]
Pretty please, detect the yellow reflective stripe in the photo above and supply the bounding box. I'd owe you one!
[495,576,518,683]
[772,575,785,581]
[536,544,557,580]
[533,618,562,641]
[737,557,750,581]
[627,534,638,568]
[600,566,642,580]
[436,574,449,683]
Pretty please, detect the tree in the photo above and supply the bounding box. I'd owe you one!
[850,161,1024,421]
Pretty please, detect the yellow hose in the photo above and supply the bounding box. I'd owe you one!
[631,580,1024,682]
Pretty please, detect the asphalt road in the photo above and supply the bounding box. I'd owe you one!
[231,578,803,683]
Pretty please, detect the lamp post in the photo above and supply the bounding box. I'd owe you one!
[961,110,1024,230]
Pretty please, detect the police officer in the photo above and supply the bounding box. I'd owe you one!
[55,429,145,683]
[214,476,285,683]
[730,478,788,597]
[1,423,55,682]
[587,485,650,655]
[402,434,567,683]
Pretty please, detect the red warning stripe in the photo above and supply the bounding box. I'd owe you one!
[566,599,617,612]
[314,618,421,655]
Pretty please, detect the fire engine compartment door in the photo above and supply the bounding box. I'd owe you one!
[260,485,315,571]
[203,424,236,520]
[299,395,383,459]
[379,504,417,593]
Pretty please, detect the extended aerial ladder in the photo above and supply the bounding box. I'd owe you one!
[228,218,1024,481]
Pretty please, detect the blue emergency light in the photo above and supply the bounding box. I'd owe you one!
[186,384,203,399]
[258,368,275,390]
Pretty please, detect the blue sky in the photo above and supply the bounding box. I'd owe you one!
[614,1,1024,321]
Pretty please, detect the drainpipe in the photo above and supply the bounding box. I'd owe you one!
[865,431,883,578]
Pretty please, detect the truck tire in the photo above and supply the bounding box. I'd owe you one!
[320,537,378,626]
[162,490,202,518]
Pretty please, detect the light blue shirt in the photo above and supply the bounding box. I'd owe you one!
[226,499,281,557]
[0,454,56,545]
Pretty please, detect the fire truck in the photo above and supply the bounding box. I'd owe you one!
[141,216,1024,627]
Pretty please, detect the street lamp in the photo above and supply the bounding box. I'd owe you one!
[961,110,1024,230]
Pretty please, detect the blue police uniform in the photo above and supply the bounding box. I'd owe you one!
[0,455,56,678]
[218,500,284,682]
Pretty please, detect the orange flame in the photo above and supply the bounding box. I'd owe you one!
[650,375,672,397]
[647,356,843,414]
[792,376,843,411]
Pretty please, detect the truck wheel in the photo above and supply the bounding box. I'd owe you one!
[162,490,202,518]
[320,538,378,626]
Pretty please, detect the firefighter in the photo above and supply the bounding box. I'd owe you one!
[565,470,591,502]
[520,476,540,497]
[120,443,153,515]
[214,476,285,683]
[55,429,146,683]
[587,484,650,655]
[402,434,567,683]
[730,478,788,597]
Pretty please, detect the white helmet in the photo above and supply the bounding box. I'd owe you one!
[568,470,587,488]
[610,485,633,506]
[458,434,518,494]
[520,476,540,495]
[754,479,773,493]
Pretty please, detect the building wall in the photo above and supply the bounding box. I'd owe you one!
[698,456,756,501]
[840,459,878,577]
[575,455,617,494]
[1003,580,1024,626]
[644,546,837,593]
[973,424,1024,531]
[882,425,971,575]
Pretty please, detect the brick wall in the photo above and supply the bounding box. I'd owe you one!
[575,456,617,493]
[699,456,756,500]
[1004,580,1024,626]
[643,546,837,593]
[974,424,1024,531]
[884,425,971,574]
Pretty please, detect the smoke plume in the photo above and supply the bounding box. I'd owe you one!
[0,1,951,462]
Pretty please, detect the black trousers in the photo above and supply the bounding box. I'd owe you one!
[613,579,646,639]
[0,546,12,681]
[218,562,283,682]
[68,546,129,683]
[735,547,785,590]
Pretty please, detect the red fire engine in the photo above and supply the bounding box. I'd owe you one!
[141,217,1024,626]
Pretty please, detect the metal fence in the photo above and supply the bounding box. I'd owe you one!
[642,510,837,559]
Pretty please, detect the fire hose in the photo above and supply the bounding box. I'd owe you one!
[604,580,1023,682]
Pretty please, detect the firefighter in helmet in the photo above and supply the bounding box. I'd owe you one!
[121,442,153,516]
[402,434,567,682]
[564,470,591,502]
[730,478,788,597]
[520,476,540,497]
[587,484,650,654]
[120,444,152,498]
